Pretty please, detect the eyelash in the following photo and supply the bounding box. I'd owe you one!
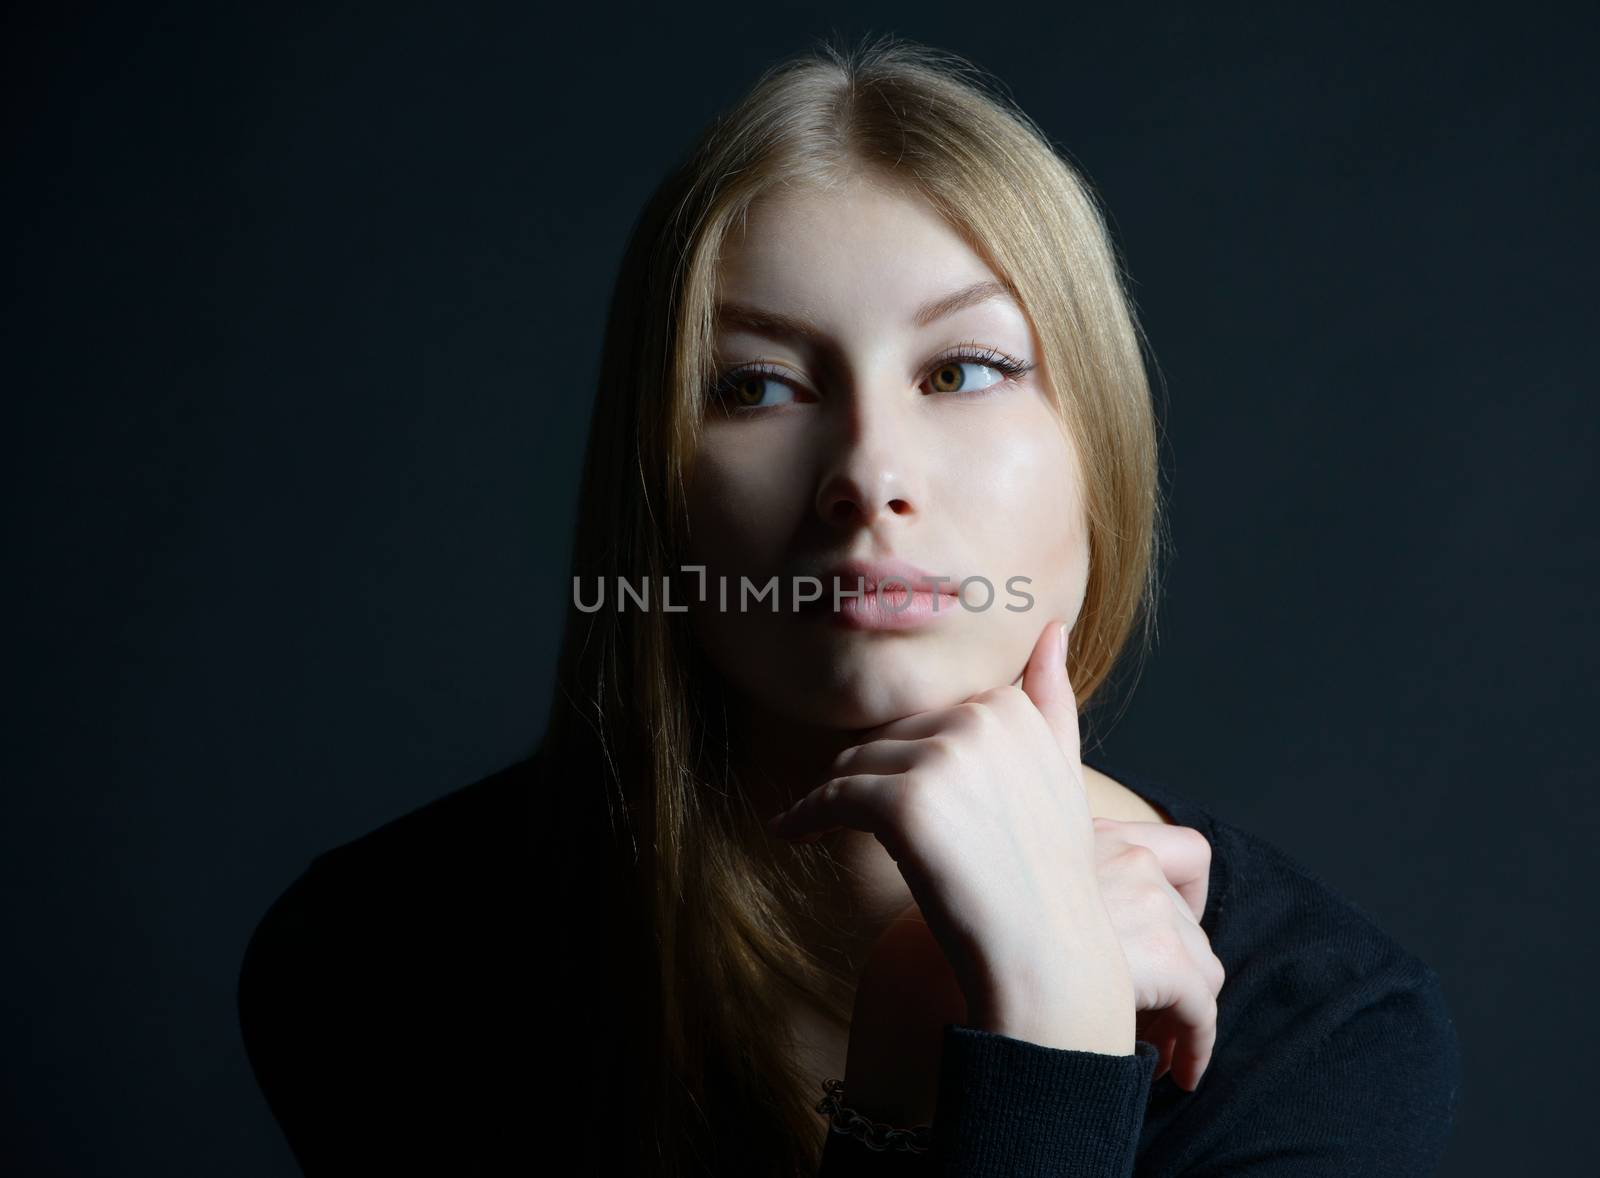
[708,341,1036,414]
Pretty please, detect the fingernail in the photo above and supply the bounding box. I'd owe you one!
[1057,621,1069,659]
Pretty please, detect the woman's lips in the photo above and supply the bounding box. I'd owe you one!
[801,583,962,631]
[815,557,957,596]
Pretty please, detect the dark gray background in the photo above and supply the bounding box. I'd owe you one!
[4,1,1593,1173]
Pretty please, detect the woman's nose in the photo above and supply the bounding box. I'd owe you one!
[813,391,924,528]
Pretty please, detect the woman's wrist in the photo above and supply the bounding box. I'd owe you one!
[968,1002,1137,1055]
[968,945,1138,1054]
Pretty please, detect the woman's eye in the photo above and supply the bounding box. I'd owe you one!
[925,360,1007,395]
[717,372,798,411]
[712,354,1021,412]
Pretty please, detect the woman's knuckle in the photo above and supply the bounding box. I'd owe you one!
[1152,929,1187,971]
[1206,951,1227,992]
[894,770,930,808]
[968,702,1001,734]
[1142,887,1172,921]
[948,703,982,732]
[1121,843,1161,872]
[889,776,932,833]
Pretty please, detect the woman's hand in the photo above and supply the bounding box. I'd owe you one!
[1091,816,1225,1090]
[768,618,1133,1053]
[830,819,1223,1125]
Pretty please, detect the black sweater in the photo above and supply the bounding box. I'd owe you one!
[237,751,1462,1175]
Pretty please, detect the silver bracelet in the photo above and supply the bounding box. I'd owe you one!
[816,1078,933,1154]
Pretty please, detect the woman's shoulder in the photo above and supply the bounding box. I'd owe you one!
[1084,756,1452,1013]
[317,750,537,876]
[236,751,553,1167]
[240,751,541,981]
[1082,758,1463,1161]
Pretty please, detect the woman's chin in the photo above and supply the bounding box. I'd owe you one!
[794,658,992,731]
[701,621,1016,730]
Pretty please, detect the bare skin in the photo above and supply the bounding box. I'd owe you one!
[783,763,1174,1108]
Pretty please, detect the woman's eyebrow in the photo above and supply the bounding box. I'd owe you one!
[714,279,1018,343]
[911,279,1018,327]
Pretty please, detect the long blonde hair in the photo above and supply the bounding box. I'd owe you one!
[540,33,1168,1175]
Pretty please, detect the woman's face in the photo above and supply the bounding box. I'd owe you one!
[684,175,1089,731]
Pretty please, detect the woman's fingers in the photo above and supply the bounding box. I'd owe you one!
[1134,926,1221,1089]
[1131,894,1225,1081]
[1138,1007,1181,1082]
[1166,970,1220,1090]
[766,773,906,845]
[768,739,926,843]
[829,738,924,777]
[1092,821,1225,1089]
[1093,817,1212,923]
[1017,619,1079,766]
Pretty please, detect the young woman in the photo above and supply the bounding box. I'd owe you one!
[239,37,1462,1176]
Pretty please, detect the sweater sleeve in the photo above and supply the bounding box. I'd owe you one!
[818,1026,1160,1176]
[816,962,1462,1176]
